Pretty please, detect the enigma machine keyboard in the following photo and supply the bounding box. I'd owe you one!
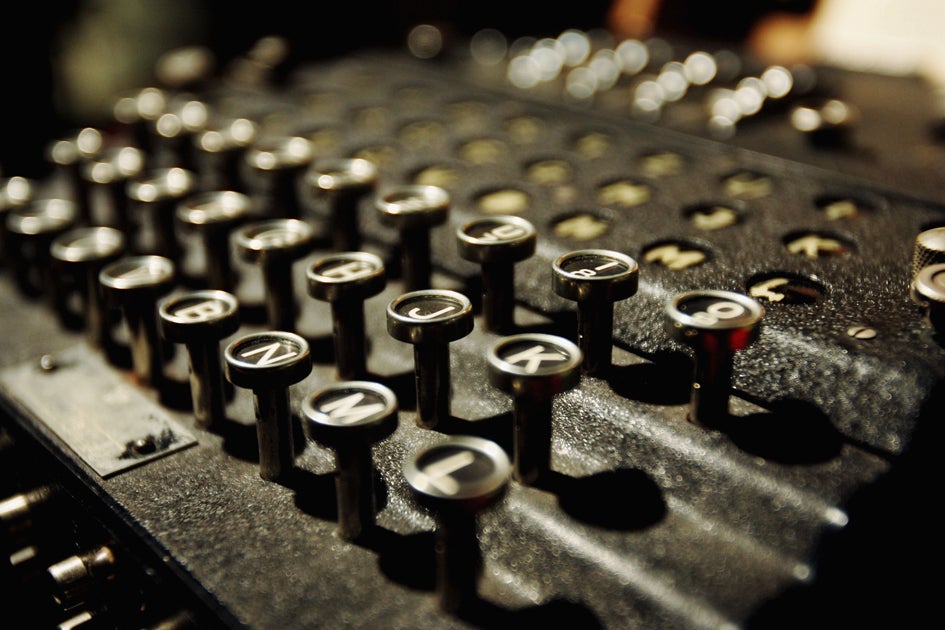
[2,26,944,630]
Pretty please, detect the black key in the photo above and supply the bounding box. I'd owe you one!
[387,289,473,429]
[552,248,639,375]
[302,381,398,540]
[177,190,252,291]
[50,226,126,347]
[305,157,378,251]
[159,290,241,430]
[306,251,386,379]
[665,290,764,427]
[99,255,176,386]
[224,331,312,481]
[127,167,197,258]
[245,135,313,218]
[234,218,316,331]
[487,333,582,484]
[403,435,510,613]
[5,198,77,298]
[375,184,449,291]
[456,215,536,333]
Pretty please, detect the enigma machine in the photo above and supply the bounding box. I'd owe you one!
[1,6,944,629]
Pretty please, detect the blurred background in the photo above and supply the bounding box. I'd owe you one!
[3,0,944,178]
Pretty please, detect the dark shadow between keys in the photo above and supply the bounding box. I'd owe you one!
[214,409,311,468]
[372,369,419,411]
[746,380,944,629]
[218,417,261,464]
[286,467,341,522]
[539,469,666,531]
[716,399,843,465]
[368,527,601,628]
[156,372,195,412]
[297,331,336,366]
[606,350,692,406]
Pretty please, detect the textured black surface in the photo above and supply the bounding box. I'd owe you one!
[1,41,943,629]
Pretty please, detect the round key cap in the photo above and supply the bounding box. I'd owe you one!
[235,218,316,331]
[487,333,582,484]
[99,255,176,386]
[376,184,450,291]
[387,289,473,429]
[305,157,378,251]
[50,226,126,347]
[457,215,536,333]
[307,251,386,379]
[245,134,313,218]
[302,381,398,540]
[403,435,510,613]
[665,290,764,427]
[225,331,312,481]
[553,249,639,375]
[913,262,945,334]
[127,167,196,258]
[177,190,252,291]
[6,198,77,298]
[81,146,145,237]
[160,290,241,430]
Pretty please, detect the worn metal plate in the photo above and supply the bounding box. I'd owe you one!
[0,344,197,477]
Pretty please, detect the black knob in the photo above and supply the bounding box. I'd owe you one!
[457,215,536,333]
[80,146,146,238]
[177,190,252,291]
[302,381,398,540]
[305,157,378,251]
[224,331,312,481]
[387,289,473,429]
[99,255,176,386]
[375,184,450,291]
[160,290,241,430]
[403,435,510,613]
[235,218,316,331]
[306,251,386,379]
[245,134,313,218]
[552,249,639,375]
[914,262,945,334]
[5,198,77,298]
[665,290,764,427]
[487,333,582,484]
[50,226,126,347]
[127,167,197,258]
